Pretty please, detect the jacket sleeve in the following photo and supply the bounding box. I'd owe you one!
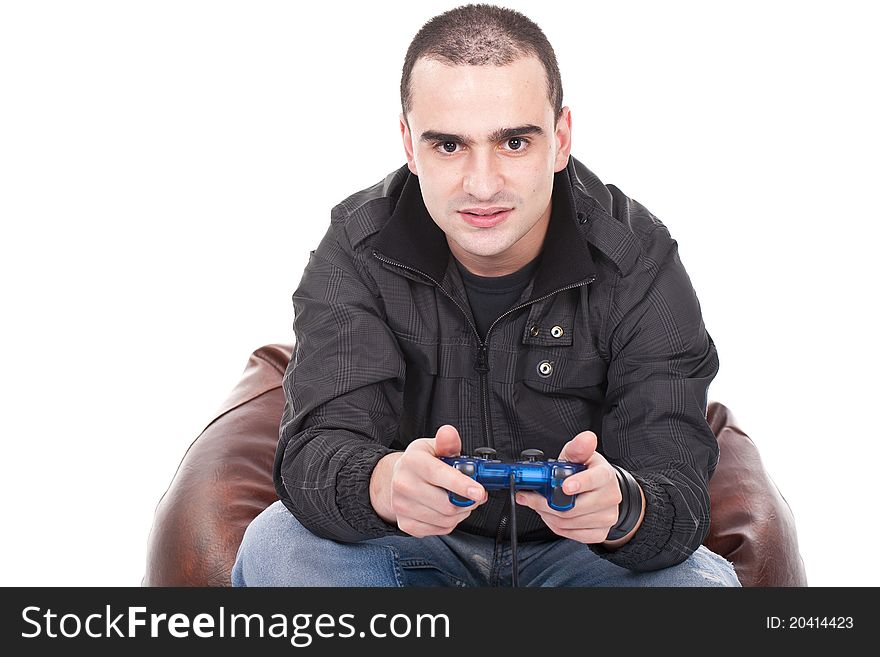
[590,223,720,571]
[273,221,408,543]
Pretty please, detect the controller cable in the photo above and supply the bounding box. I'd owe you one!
[504,466,641,587]
[508,473,519,587]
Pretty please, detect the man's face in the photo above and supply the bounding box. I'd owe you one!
[401,55,572,276]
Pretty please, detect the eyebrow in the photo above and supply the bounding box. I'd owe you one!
[420,124,545,146]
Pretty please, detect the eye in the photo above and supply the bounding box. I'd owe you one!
[435,141,461,154]
[503,137,530,152]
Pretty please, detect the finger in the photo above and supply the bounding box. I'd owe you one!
[432,458,487,504]
[397,516,461,538]
[515,491,576,518]
[558,430,598,465]
[562,485,622,515]
[541,506,620,532]
[433,424,463,457]
[393,461,486,513]
[560,470,592,496]
[545,527,613,545]
[513,490,544,511]
[424,487,484,517]
[393,478,475,514]
[397,495,476,525]
[516,490,603,521]
[560,464,616,496]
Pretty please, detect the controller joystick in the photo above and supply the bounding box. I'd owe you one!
[440,448,586,511]
[519,449,544,462]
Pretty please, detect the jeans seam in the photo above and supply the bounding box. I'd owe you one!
[380,545,406,587]
[395,555,469,587]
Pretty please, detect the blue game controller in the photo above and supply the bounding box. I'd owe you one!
[439,448,587,511]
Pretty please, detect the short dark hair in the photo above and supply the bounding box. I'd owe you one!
[401,4,563,123]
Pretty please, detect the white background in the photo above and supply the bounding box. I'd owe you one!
[1,0,877,587]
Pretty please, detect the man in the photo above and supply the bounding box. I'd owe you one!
[233,4,740,587]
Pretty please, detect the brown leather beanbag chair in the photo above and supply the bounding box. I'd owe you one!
[144,344,807,587]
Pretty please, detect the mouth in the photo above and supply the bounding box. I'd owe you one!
[457,207,513,228]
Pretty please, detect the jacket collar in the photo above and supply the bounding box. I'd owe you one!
[373,156,609,297]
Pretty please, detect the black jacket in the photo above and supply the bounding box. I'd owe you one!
[274,156,720,572]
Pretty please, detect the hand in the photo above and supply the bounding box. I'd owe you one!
[370,425,487,538]
[515,430,622,544]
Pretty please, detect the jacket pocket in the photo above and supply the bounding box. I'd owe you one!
[519,351,608,398]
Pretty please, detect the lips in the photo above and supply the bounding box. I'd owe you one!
[458,207,513,228]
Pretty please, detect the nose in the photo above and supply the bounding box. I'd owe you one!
[462,150,504,201]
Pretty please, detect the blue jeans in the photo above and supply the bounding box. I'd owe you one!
[232,500,741,587]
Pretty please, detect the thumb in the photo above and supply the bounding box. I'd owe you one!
[432,424,462,457]
[559,430,598,464]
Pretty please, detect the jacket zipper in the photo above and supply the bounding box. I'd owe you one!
[372,251,596,544]
[373,251,492,450]
[491,514,509,586]
[479,277,597,546]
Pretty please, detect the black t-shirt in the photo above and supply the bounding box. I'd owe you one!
[455,255,542,340]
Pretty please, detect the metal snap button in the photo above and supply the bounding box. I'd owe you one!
[537,360,553,377]
[551,325,564,338]
[530,326,540,337]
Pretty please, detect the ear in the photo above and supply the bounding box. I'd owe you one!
[400,113,418,175]
[553,106,573,173]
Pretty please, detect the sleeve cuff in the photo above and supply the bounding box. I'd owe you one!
[589,474,676,571]
[335,445,408,539]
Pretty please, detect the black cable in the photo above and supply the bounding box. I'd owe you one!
[508,473,518,587]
